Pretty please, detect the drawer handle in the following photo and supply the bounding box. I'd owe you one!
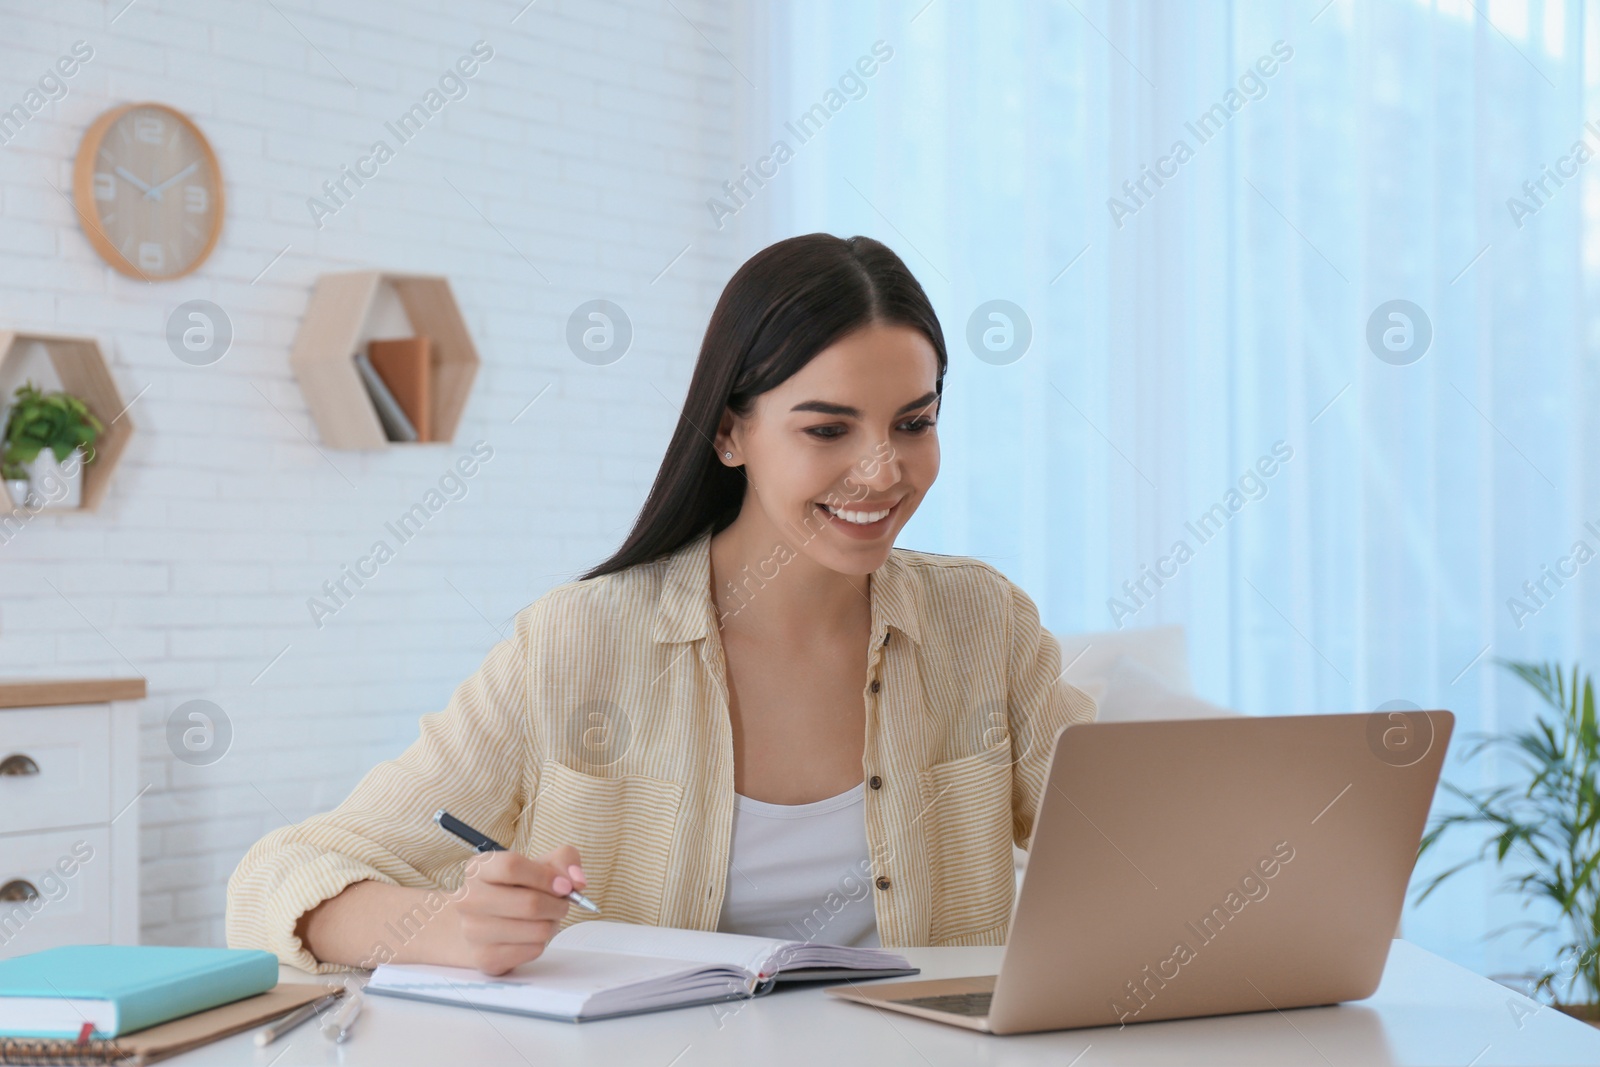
[0,754,39,777]
[0,879,38,902]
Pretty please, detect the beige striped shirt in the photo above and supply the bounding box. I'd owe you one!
[225,528,1098,973]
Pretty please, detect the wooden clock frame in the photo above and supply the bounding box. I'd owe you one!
[71,102,225,281]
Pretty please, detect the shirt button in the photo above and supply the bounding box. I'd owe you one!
[869,774,882,790]
[875,876,891,891]
[870,680,881,694]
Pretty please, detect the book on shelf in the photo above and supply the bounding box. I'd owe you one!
[366,335,434,442]
[365,919,919,1023]
[353,348,418,442]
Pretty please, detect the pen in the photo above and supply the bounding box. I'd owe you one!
[319,983,363,1043]
[433,808,601,913]
[254,990,342,1047]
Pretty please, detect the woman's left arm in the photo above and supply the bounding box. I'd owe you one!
[1004,581,1098,848]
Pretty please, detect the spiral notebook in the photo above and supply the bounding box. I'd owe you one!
[0,983,338,1066]
[366,920,918,1022]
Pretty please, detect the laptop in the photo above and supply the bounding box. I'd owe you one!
[826,709,1454,1034]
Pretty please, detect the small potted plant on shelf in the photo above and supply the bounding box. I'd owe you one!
[0,380,104,510]
[1416,659,1600,1025]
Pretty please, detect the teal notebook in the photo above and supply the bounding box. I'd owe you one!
[0,945,279,1039]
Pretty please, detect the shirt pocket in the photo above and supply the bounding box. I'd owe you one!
[918,737,1016,945]
[523,758,683,929]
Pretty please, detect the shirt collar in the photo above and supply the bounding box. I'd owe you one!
[651,528,719,645]
[650,527,922,648]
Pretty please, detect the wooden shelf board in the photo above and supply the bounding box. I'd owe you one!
[0,676,147,709]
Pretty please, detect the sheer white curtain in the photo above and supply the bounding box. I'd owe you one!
[760,0,1600,980]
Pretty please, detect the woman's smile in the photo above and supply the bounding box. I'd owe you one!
[813,497,902,538]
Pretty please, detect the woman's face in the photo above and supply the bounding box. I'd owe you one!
[716,321,941,576]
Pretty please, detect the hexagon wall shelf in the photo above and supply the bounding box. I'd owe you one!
[290,271,480,450]
[0,330,133,512]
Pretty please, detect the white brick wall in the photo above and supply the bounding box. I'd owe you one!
[0,0,759,947]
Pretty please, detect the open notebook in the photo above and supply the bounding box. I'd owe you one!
[365,920,919,1022]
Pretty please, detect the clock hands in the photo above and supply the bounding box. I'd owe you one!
[113,165,153,196]
[113,161,199,202]
[146,161,199,200]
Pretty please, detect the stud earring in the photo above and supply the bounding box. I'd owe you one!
[724,451,732,459]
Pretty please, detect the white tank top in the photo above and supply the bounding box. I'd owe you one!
[714,781,881,947]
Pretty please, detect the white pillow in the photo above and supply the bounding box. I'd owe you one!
[1021,645,1232,883]
[1093,654,1237,723]
[1051,624,1192,705]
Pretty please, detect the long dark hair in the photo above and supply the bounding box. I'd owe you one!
[579,233,947,581]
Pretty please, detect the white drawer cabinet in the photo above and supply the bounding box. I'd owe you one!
[0,828,112,957]
[0,706,112,835]
[0,678,144,959]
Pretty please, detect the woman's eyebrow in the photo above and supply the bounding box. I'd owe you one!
[790,391,940,418]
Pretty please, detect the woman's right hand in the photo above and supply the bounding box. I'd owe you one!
[445,845,587,975]
[294,848,588,974]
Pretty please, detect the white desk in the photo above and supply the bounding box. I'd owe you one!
[175,941,1600,1065]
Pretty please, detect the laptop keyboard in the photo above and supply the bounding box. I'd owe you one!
[892,991,993,1016]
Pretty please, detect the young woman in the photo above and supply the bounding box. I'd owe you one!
[226,234,1097,976]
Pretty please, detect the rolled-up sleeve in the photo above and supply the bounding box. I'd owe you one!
[225,604,538,973]
[1004,581,1097,848]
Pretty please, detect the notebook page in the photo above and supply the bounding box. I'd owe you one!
[548,920,786,976]
[367,948,722,1018]
[765,940,912,972]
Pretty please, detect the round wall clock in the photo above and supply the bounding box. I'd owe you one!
[72,102,224,280]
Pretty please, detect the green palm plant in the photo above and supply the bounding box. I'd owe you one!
[0,380,103,481]
[1416,659,1600,1012]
